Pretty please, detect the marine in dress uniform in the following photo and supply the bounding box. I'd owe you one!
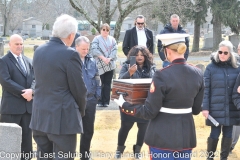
[115,33,204,160]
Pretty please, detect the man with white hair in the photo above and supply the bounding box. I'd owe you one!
[30,14,87,159]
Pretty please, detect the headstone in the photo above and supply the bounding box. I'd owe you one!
[229,35,240,52]
[33,45,39,51]
[202,32,213,50]
[0,123,22,160]
[0,42,4,57]
[204,32,213,39]
[202,37,213,50]
[119,31,126,42]
[196,64,205,73]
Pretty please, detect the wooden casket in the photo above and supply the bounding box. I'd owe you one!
[111,78,152,104]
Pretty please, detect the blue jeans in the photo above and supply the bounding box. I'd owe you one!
[149,147,192,160]
[210,125,233,139]
[162,61,170,68]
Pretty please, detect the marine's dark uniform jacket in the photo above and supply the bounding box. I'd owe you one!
[121,58,204,150]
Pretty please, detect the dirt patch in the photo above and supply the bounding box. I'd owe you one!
[32,109,240,160]
[77,110,240,160]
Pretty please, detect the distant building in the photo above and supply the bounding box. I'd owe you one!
[22,17,43,37]
[77,20,91,31]
[121,17,134,31]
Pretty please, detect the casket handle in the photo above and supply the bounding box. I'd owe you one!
[115,90,128,97]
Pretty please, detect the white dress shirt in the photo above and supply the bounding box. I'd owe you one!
[11,51,27,71]
[136,27,147,47]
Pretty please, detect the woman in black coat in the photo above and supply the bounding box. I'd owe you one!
[202,40,240,160]
[114,45,156,159]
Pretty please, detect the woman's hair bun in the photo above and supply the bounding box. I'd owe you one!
[177,43,186,55]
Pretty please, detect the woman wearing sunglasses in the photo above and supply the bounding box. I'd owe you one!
[202,40,240,160]
[90,23,117,107]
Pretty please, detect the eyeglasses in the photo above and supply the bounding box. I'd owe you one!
[137,22,144,25]
[102,28,109,32]
[218,51,229,55]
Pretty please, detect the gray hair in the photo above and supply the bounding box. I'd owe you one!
[75,36,90,46]
[52,14,78,38]
[170,14,180,20]
[212,40,239,68]
[134,15,146,27]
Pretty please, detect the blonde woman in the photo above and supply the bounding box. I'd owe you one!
[114,33,204,160]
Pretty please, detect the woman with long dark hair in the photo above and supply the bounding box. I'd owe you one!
[115,45,156,159]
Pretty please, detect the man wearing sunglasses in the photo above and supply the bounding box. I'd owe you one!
[157,14,189,68]
[122,15,154,56]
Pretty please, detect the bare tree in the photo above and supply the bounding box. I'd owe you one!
[28,0,76,30]
[152,0,195,26]
[0,0,18,36]
[8,9,24,34]
[69,0,153,42]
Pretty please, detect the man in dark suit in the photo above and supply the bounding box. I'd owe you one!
[29,14,87,159]
[122,15,154,56]
[0,34,35,160]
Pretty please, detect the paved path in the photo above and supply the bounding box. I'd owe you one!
[117,55,210,64]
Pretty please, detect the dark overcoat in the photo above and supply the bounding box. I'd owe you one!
[0,51,35,114]
[122,27,154,56]
[30,37,87,135]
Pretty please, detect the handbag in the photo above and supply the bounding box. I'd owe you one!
[97,58,113,74]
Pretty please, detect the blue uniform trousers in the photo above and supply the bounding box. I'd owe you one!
[149,147,192,160]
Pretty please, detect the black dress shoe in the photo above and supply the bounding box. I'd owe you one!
[103,104,109,107]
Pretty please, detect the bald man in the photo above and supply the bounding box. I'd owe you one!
[0,34,35,160]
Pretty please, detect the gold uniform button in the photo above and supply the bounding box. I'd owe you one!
[126,110,128,112]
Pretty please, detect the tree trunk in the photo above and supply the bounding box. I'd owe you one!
[3,14,9,36]
[212,14,222,51]
[113,16,125,43]
[0,42,4,57]
[192,20,200,52]
[105,0,111,24]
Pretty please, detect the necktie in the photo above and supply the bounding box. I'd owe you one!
[17,56,26,75]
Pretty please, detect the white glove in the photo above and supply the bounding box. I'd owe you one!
[114,94,126,107]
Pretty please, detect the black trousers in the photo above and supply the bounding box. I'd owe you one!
[117,121,148,146]
[33,130,76,160]
[0,112,32,160]
[98,70,114,105]
[80,99,97,160]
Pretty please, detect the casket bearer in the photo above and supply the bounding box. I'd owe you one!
[114,33,204,160]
